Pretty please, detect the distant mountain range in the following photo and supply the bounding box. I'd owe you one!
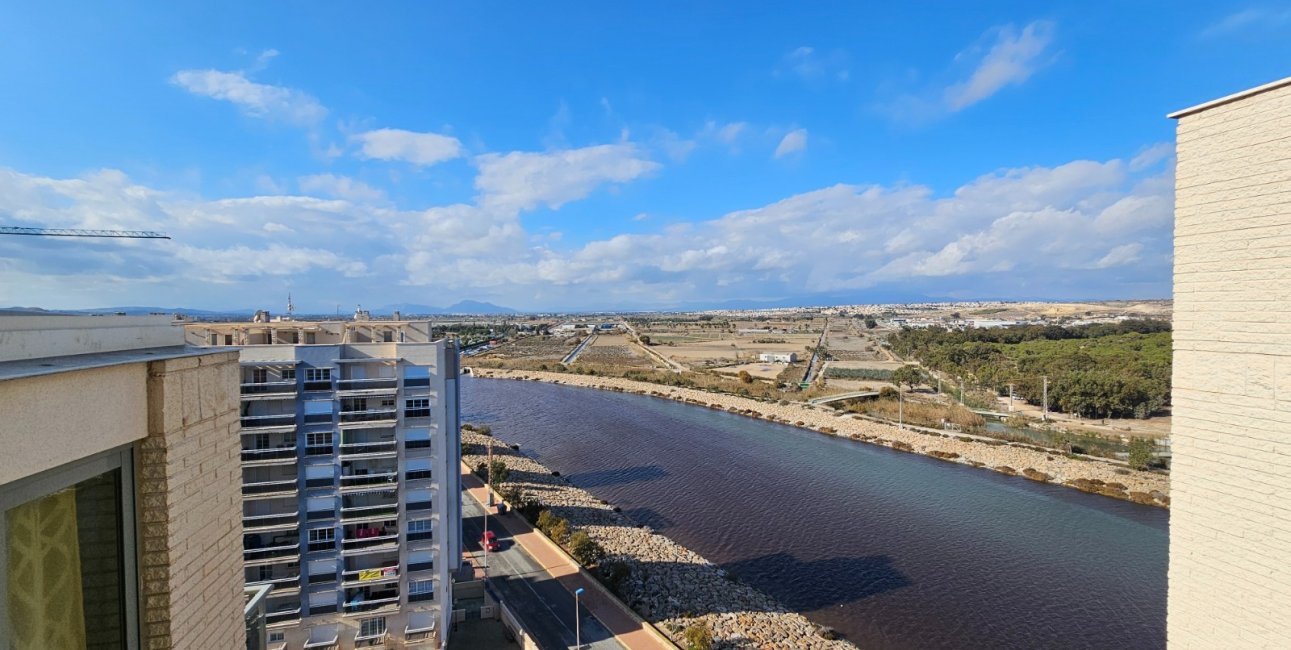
[373,300,518,315]
[0,305,248,317]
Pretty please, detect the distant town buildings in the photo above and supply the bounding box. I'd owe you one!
[186,318,462,649]
[1168,76,1291,649]
[0,316,249,648]
[758,352,799,363]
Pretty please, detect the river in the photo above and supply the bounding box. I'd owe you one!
[462,376,1168,649]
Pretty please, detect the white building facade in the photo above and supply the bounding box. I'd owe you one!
[186,320,462,649]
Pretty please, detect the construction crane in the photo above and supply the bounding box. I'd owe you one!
[0,226,170,239]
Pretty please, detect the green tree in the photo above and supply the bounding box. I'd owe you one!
[568,531,606,565]
[864,317,878,329]
[1127,437,1156,470]
[890,365,927,391]
[639,334,651,346]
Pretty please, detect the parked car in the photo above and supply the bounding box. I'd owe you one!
[481,530,500,552]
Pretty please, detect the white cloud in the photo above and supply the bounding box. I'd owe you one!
[1130,142,1174,171]
[945,21,1055,111]
[1200,7,1291,38]
[474,143,661,213]
[776,46,850,82]
[0,144,1172,311]
[170,69,326,126]
[352,128,464,166]
[774,129,809,158]
[297,173,386,203]
[881,20,1055,122]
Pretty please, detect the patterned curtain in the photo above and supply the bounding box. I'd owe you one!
[6,488,87,650]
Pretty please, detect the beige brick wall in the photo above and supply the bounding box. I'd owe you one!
[137,351,246,649]
[1170,79,1291,648]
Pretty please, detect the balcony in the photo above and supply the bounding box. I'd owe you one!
[404,408,431,419]
[336,378,398,395]
[303,379,334,392]
[241,446,297,465]
[340,471,397,491]
[241,381,298,399]
[241,414,297,431]
[409,591,435,603]
[243,510,299,532]
[404,377,431,388]
[242,478,298,498]
[405,439,431,452]
[341,564,399,587]
[406,500,433,513]
[342,527,398,555]
[246,574,301,595]
[265,601,302,626]
[344,588,400,615]
[339,409,398,426]
[406,530,434,543]
[341,503,398,522]
[405,469,433,482]
[243,536,300,563]
[339,439,397,459]
[407,559,434,573]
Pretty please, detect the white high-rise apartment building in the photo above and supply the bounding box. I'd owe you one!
[185,317,462,649]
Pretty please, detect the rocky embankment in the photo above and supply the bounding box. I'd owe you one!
[470,368,1170,506]
[462,431,855,649]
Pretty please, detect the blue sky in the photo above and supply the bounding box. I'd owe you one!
[1,2,1288,312]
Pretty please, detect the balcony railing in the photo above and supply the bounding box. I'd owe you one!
[303,413,333,424]
[407,560,434,573]
[243,511,299,530]
[337,378,398,392]
[246,575,300,592]
[341,565,399,586]
[243,541,300,562]
[306,444,333,457]
[407,530,433,542]
[241,381,298,396]
[344,593,400,614]
[405,469,432,482]
[339,409,398,424]
[340,472,397,489]
[342,532,399,553]
[406,501,433,512]
[339,440,397,457]
[307,509,335,521]
[241,414,297,429]
[241,447,296,463]
[305,477,334,489]
[307,539,336,554]
[404,377,431,388]
[303,380,333,392]
[409,591,435,603]
[404,439,431,451]
[340,503,398,521]
[404,408,431,419]
[242,478,298,496]
[265,604,302,625]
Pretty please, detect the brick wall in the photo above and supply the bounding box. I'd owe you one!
[137,351,246,649]
[1169,79,1291,648]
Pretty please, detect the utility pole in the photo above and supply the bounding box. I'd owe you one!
[483,442,492,571]
[1042,376,1049,422]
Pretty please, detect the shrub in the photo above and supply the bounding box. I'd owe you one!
[548,518,570,545]
[738,370,754,384]
[598,560,632,594]
[569,531,606,566]
[683,623,713,650]
[1127,437,1156,470]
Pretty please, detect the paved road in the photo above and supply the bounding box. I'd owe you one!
[463,490,626,650]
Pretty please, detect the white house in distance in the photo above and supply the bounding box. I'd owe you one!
[758,352,798,363]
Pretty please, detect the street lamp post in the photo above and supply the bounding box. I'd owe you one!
[574,587,585,649]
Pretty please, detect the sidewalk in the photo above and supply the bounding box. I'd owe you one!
[461,469,676,650]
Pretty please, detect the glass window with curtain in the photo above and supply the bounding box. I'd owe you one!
[4,468,127,650]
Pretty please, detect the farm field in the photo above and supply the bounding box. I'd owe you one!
[575,334,658,368]
[475,335,579,362]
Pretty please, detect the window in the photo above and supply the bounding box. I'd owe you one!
[404,398,430,418]
[224,334,234,345]
[409,579,434,595]
[379,398,395,409]
[251,433,270,450]
[304,368,331,382]
[281,368,296,381]
[306,432,333,448]
[2,450,135,648]
[269,632,285,643]
[251,368,268,384]
[408,519,432,533]
[382,331,393,342]
[305,332,316,344]
[307,527,335,552]
[359,616,387,638]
